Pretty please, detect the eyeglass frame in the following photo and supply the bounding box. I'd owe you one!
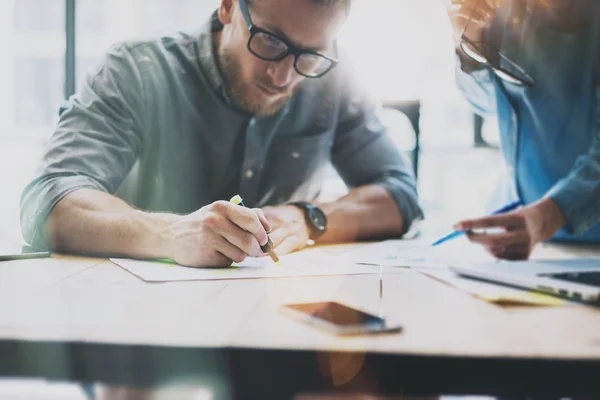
[460,0,536,88]
[237,0,340,78]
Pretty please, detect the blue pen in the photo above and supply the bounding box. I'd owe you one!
[432,200,524,247]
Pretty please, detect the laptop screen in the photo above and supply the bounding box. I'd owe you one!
[540,271,600,288]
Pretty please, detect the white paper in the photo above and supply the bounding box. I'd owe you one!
[111,249,378,282]
[348,238,498,270]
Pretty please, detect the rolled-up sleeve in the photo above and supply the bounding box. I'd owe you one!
[331,79,424,235]
[20,43,145,249]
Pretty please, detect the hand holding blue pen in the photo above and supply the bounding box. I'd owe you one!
[432,200,524,247]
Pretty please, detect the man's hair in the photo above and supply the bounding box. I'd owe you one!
[247,0,352,15]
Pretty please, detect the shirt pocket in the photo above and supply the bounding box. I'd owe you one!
[272,132,333,200]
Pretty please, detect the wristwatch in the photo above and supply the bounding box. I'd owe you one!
[291,201,327,240]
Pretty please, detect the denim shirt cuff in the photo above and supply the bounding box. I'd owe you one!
[547,183,597,236]
[376,179,424,237]
[21,175,108,250]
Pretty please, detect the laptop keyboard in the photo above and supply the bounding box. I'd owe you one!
[541,271,600,287]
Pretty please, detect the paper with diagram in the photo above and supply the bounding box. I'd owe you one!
[348,238,498,270]
[111,249,378,282]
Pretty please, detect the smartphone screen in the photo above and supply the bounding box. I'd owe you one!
[282,302,402,335]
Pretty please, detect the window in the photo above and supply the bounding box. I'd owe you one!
[14,0,63,32]
[76,0,219,89]
[15,57,64,128]
[3,0,65,138]
[0,0,65,243]
[338,0,501,233]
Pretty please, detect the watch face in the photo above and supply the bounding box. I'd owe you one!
[309,208,327,232]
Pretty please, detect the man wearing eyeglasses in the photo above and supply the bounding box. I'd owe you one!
[21,0,422,267]
[447,0,600,260]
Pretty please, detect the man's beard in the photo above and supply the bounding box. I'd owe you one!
[219,50,300,116]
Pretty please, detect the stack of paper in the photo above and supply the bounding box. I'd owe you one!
[111,249,378,282]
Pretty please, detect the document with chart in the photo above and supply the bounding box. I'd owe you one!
[111,249,377,282]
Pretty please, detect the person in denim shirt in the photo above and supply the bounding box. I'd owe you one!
[448,0,600,260]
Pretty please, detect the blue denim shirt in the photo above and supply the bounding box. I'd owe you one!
[456,1,600,242]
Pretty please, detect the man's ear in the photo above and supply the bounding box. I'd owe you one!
[218,0,235,25]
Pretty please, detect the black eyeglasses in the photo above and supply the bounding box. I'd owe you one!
[238,0,339,78]
[460,0,536,88]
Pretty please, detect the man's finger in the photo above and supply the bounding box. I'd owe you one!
[466,229,530,247]
[216,217,262,258]
[268,227,292,248]
[212,250,240,266]
[253,208,272,233]
[490,244,531,261]
[223,203,269,247]
[454,212,526,231]
[275,235,304,256]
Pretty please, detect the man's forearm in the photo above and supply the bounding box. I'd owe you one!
[316,185,404,243]
[45,188,178,259]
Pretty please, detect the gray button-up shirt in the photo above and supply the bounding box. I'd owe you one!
[21,13,423,248]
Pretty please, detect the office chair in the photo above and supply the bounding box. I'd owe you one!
[382,100,421,180]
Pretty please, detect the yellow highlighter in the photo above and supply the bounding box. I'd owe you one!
[230,195,280,265]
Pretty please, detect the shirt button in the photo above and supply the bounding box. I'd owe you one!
[291,151,300,159]
[245,169,254,179]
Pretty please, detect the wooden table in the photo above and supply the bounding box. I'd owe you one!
[1,242,600,398]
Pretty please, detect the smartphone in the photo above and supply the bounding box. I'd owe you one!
[280,301,403,336]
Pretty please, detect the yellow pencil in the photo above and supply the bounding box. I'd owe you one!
[230,195,280,265]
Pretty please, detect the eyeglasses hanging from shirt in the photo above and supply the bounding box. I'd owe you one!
[459,0,536,88]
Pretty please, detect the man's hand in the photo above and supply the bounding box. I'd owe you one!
[262,205,311,256]
[162,201,271,267]
[454,198,567,260]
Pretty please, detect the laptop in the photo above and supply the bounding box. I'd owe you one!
[449,258,600,303]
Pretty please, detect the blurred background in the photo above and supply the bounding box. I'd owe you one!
[0,1,501,396]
